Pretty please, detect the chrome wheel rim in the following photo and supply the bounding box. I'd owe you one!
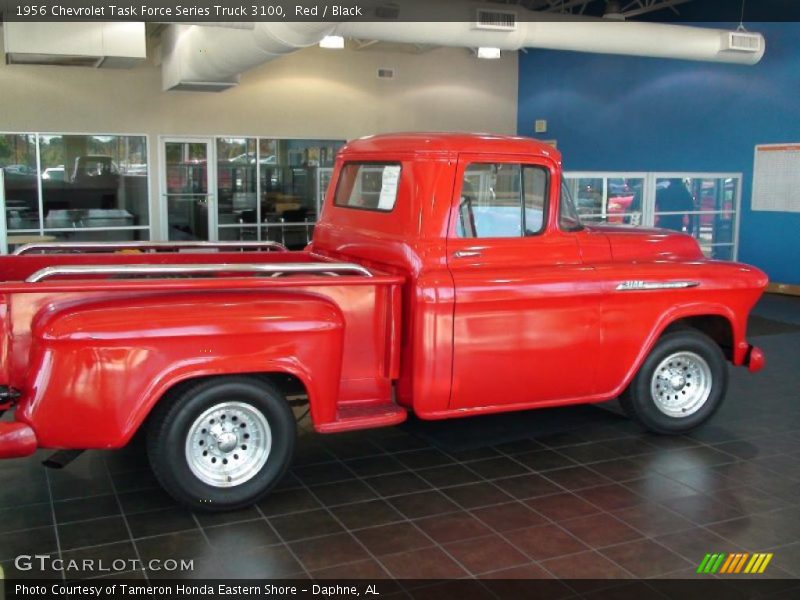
[185,401,271,488]
[650,351,712,418]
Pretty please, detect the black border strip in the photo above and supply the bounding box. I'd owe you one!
[1,0,800,23]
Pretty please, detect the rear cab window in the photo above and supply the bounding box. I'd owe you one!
[334,163,402,212]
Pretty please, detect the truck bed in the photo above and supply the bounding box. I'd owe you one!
[0,241,370,285]
[0,242,406,443]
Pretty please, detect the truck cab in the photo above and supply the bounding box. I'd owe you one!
[313,133,765,419]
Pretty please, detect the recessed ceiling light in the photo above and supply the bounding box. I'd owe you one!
[319,35,345,49]
[477,47,501,60]
[603,0,626,20]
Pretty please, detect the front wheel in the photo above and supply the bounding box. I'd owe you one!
[147,376,295,511]
[620,330,728,434]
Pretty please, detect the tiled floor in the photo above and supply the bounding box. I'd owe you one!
[1,294,799,584]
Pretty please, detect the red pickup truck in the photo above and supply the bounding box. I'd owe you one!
[0,133,767,511]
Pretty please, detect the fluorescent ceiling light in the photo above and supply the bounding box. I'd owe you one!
[319,35,345,49]
[477,47,501,59]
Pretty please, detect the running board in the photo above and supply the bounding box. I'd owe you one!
[316,402,407,433]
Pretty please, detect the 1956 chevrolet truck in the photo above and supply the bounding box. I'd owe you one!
[0,133,767,510]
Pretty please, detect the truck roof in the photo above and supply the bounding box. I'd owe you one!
[340,132,561,160]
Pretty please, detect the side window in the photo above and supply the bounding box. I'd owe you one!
[559,180,583,231]
[523,166,547,235]
[334,162,401,212]
[456,163,547,238]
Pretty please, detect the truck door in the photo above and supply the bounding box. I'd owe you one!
[446,154,601,410]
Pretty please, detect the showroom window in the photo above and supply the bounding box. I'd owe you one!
[654,175,738,261]
[217,137,258,242]
[0,134,38,235]
[564,172,741,260]
[211,137,345,248]
[1,132,149,251]
[2,133,344,252]
[566,174,646,226]
[457,163,547,238]
[259,138,343,248]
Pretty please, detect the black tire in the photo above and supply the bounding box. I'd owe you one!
[147,376,295,511]
[620,330,728,434]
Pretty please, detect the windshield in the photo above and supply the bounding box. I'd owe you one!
[559,180,583,231]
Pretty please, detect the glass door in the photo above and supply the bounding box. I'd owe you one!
[161,138,215,241]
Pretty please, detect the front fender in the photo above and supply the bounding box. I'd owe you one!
[617,302,737,393]
[17,291,344,448]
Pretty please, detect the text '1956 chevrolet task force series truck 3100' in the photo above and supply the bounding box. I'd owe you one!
[0,133,767,510]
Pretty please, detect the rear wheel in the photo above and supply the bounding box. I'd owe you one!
[147,376,295,511]
[620,330,727,434]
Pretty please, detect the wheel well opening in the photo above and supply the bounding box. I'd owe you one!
[161,372,308,399]
[664,316,733,360]
[256,372,309,405]
[133,372,311,451]
[251,372,311,428]
[156,372,310,416]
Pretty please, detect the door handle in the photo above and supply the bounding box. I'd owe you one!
[453,250,482,258]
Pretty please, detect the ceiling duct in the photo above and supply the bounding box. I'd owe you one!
[333,19,765,64]
[160,4,765,92]
[161,22,336,91]
[4,22,146,68]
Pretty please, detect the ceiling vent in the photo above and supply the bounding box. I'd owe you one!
[722,31,763,53]
[168,81,240,92]
[377,67,395,79]
[4,22,146,68]
[474,8,517,32]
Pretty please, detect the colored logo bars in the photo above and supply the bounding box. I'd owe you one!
[697,552,773,574]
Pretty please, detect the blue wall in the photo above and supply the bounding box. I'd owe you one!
[517,22,800,285]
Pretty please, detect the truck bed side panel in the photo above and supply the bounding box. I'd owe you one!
[15,291,345,448]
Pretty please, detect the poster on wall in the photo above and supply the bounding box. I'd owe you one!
[752,144,800,212]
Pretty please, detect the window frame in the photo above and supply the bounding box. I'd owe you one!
[454,161,550,240]
[333,161,403,214]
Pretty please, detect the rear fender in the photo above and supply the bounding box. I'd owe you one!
[17,291,344,448]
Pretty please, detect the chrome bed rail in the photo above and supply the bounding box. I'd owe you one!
[13,241,288,255]
[25,262,373,283]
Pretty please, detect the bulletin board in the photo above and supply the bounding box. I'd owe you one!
[752,143,800,212]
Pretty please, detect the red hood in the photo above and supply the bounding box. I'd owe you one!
[584,224,704,262]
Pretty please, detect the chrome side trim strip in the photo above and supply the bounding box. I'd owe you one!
[616,280,700,291]
[26,262,372,283]
[13,241,288,255]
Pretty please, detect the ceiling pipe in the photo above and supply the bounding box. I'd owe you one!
[162,21,336,90]
[332,20,765,65]
[161,9,764,91]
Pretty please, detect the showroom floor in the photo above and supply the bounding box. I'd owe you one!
[1,294,799,587]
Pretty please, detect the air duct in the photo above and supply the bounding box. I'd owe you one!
[4,22,146,68]
[332,20,765,65]
[162,22,336,91]
[161,9,765,91]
